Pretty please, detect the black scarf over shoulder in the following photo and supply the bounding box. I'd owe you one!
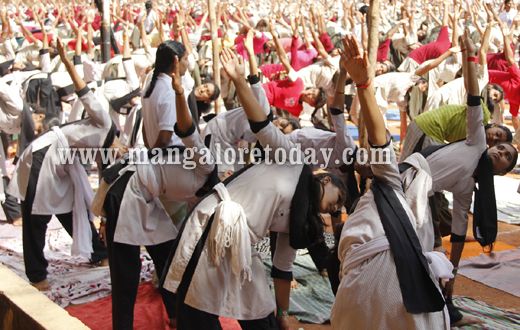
[371,178,446,313]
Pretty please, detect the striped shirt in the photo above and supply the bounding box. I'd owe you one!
[414,103,490,143]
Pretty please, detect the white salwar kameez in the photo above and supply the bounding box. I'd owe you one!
[330,139,449,330]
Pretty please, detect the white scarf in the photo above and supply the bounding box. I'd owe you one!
[400,153,433,229]
[341,236,454,281]
[52,126,93,258]
[209,182,255,287]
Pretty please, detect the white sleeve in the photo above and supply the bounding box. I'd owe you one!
[254,122,297,160]
[272,232,297,272]
[122,58,140,91]
[0,79,24,115]
[40,51,51,73]
[287,69,299,82]
[77,88,113,129]
[250,80,271,115]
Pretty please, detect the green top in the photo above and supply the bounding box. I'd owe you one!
[414,102,490,143]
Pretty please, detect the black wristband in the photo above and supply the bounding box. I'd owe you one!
[450,233,466,243]
[249,118,270,134]
[248,74,260,85]
[330,107,343,116]
[467,94,483,107]
[271,265,293,281]
[174,123,196,138]
[76,86,90,97]
[73,55,82,65]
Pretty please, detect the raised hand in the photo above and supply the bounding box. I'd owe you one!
[448,45,461,53]
[220,47,245,82]
[243,29,254,55]
[56,37,68,61]
[463,26,477,56]
[170,55,183,94]
[340,35,370,86]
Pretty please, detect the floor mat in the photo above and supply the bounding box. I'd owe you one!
[263,253,334,324]
[444,176,520,225]
[458,249,520,299]
[0,220,154,308]
[453,296,520,329]
[67,281,241,330]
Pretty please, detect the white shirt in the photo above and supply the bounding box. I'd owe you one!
[137,10,156,34]
[500,9,518,29]
[142,73,183,147]
[426,103,487,236]
[374,72,421,113]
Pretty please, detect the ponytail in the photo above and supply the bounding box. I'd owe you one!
[143,40,186,98]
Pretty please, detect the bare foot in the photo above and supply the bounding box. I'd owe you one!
[32,279,51,291]
[169,317,177,328]
[465,235,477,242]
[99,258,109,267]
[434,246,449,255]
[451,315,484,327]
[12,217,22,226]
[320,269,329,277]
[290,278,299,290]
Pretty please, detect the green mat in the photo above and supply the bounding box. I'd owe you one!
[263,254,334,324]
[453,296,520,330]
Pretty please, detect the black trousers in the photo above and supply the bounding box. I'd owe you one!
[104,171,177,330]
[21,146,107,283]
[2,176,22,222]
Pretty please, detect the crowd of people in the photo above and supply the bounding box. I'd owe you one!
[0,0,519,329]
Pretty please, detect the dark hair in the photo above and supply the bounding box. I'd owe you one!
[505,0,512,5]
[415,78,428,90]
[200,73,214,82]
[145,1,153,16]
[207,80,220,101]
[314,87,328,109]
[484,124,513,142]
[286,118,301,130]
[144,40,186,98]
[488,83,504,102]
[42,113,61,130]
[315,173,349,214]
[305,172,349,243]
[503,142,518,173]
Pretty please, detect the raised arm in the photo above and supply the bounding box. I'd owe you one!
[243,29,258,76]
[267,19,293,75]
[479,21,495,66]
[170,55,192,134]
[501,23,515,67]
[308,19,329,60]
[221,48,265,122]
[14,14,40,45]
[300,14,313,49]
[56,37,109,128]
[341,35,386,146]
[414,46,461,76]
[385,19,405,40]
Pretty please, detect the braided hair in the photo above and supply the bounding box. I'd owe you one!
[143,40,186,98]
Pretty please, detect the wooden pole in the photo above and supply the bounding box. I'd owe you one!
[208,0,223,113]
[358,0,380,149]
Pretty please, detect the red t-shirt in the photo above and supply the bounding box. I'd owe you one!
[377,39,391,62]
[310,33,335,53]
[475,44,513,72]
[263,78,304,116]
[489,64,520,116]
[408,26,451,65]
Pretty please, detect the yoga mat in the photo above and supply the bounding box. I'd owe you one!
[453,296,520,329]
[444,176,520,225]
[442,236,517,260]
[264,254,335,324]
[347,124,401,141]
[0,220,154,308]
[458,249,520,299]
[66,281,241,330]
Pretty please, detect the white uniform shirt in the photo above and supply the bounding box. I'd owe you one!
[142,73,183,147]
[425,103,487,236]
